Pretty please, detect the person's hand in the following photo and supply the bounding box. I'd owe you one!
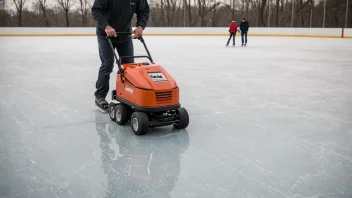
[133,26,144,38]
[105,25,117,37]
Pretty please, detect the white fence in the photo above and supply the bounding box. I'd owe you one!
[0,27,351,38]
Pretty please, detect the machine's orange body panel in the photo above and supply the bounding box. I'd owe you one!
[116,62,179,108]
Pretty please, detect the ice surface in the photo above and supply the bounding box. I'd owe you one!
[0,36,352,198]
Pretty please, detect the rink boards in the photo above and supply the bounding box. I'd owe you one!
[0,27,351,38]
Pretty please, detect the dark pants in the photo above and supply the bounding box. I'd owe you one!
[241,30,248,44]
[94,37,134,99]
[226,32,236,45]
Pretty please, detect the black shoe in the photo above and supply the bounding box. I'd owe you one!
[95,97,108,106]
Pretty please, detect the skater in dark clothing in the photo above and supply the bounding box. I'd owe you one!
[91,0,150,108]
[239,18,249,46]
[226,20,238,46]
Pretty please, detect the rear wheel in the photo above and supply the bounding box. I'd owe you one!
[131,112,149,135]
[115,104,129,125]
[108,103,116,122]
[173,107,189,129]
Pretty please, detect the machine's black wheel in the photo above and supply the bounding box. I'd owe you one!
[115,104,129,125]
[108,103,116,122]
[130,112,149,135]
[173,107,189,129]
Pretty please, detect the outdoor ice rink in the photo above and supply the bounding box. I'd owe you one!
[1,35,352,198]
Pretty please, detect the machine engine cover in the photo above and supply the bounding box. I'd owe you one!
[116,63,180,108]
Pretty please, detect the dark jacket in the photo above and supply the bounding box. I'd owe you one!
[240,21,249,32]
[91,0,150,39]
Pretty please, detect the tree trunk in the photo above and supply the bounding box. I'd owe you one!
[18,11,23,26]
[1,0,7,26]
[232,0,235,20]
[242,0,245,16]
[38,0,50,27]
[258,0,267,26]
[348,0,352,28]
[166,0,171,26]
[197,0,202,26]
[172,0,176,26]
[57,0,73,27]
[280,0,284,26]
[308,0,313,27]
[212,0,217,26]
[298,0,303,27]
[13,0,26,27]
[275,0,279,26]
[176,0,181,26]
[333,0,340,27]
[82,14,85,26]
[43,9,49,26]
[65,10,69,27]
[160,0,164,26]
[202,0,206,27]
[79,0,88,27]
[245,0,250,18]
[188,0,192,26]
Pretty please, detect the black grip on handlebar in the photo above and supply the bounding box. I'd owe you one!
[105,32,132,38]
[106,32,153,64]
[116,32,133,35]
[106,34,142,41]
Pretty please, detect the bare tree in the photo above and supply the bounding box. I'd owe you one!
[0,0,7,26]
[12,0,26,26]
[197,0,205,26]
[187,0,192,26]
[171,0,178,26]
[176,0,182,26]
[195,0,221,27]
[57,0,75,27]
[87,0,94,26]
[160,0,165,26]
[231,0,235,20]
[162,0,179,26]
[36,0,50,26]
[245,0,251,17]
[275,0,280,26]
[0,0,350,28]
[293,0,312,27]
[165,0,171,26]
[257,0,267,26]
[78,0,89,26]
[212,0,217,26]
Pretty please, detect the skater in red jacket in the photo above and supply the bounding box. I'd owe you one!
[226,20,238,46]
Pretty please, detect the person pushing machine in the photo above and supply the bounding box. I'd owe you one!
[91,0,150,108]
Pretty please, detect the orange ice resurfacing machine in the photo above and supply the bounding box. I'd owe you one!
[98,33,189,135]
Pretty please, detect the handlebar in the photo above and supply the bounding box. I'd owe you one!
[106,31,154,79]
[115,32,133,35]
[105,32,133,37]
